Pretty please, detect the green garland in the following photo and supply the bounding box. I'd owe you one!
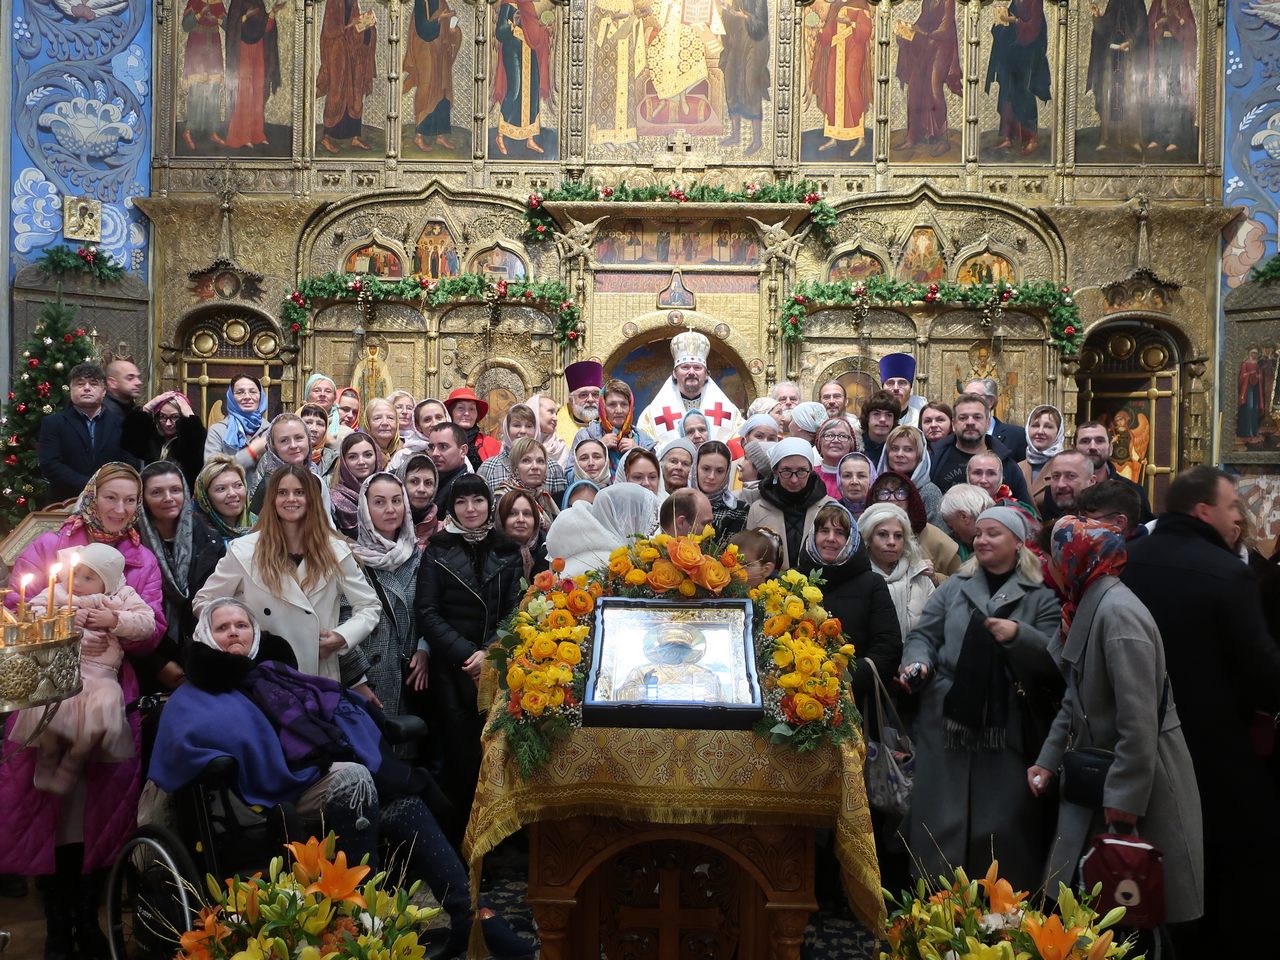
[779,276,1084,354]
[1251,253,1280,284]
[37,243,125,284]
[523,179,838,246]
[282,271,582,345]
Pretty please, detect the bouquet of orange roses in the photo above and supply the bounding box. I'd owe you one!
[602,525,750,599]
[752,570,860,751]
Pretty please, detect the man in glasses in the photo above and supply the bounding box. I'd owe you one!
[554,359,605,450]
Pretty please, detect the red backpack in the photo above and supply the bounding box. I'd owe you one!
[1079,830,1166,929]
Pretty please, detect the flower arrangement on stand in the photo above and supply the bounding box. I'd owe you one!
[175,835,440,960]
[881,862,1135,960]
[752,571,859,751]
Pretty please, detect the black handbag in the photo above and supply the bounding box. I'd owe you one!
[1061,678,1168,808]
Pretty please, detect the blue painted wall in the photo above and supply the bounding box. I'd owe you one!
[9,0,151,273]
[1223,1,1280,288]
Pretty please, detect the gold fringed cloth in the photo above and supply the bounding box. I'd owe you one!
[463,721,885,933]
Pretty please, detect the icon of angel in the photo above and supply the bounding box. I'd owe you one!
[1108,406,1149,485]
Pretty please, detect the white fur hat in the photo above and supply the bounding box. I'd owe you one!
[59,542,125,595]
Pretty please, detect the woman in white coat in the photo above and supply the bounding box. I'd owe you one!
[193,464,380,682]
[858,502,936,636]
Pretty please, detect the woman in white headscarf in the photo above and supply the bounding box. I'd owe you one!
[545,482,659,577]
[1018,404,1065,503]
[876,424,944,527]
[345,472,424,716]
[528,392,570,470]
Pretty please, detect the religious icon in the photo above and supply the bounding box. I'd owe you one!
[982,0,1052,160]
[351,335,393,402]
[657,270,696,309]
[62,197,102,243]
[490,0,556,159]
[413,221,459,278]
[589,0,645,146]
[1239,346,1265,444]
[316,0,378,155]
[827,250,884,283]
[344,243,404,277]
[220,0,286,151]
[956,252,1015,286]
[1145,0,1198,155]
[717,0,771,156]
[1107,406,1150,483]
[634,0,725,137]
[955,342,1017,422]
[468,246,528,280]
[402,0,468,158]
[179,0,229,152]
[803,0,875,161]
[896,227,946,284]
[891,0,962,162]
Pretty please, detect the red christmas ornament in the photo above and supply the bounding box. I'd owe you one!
[1064,325,1076,336]
[290,322,301,333]
[16,404,25,414]
[5,393,13,401]
[63,334,73,343]
[37,382,51,398]
[803,191,822,205]
[558,300,572,311]
[75,328,86,337]
[523,289,534,299]
[601,186,614,198]
[567,331,578,340]
[535,225,546,234]
[928,283,939,294]
[27,358,38,369]
[496,280,509,298]
[1000,290,1011,302]
[16,497,26,507]
[4,455,16,467]
[528,195,541,209]
[1060,286,1070,294]
[793,295,808,305]
[7,436,18,447]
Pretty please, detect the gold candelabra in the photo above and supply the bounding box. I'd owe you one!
[0,556,84,715]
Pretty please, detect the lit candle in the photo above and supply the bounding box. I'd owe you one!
[47,563,62,613]
[66,552,80,614]
[18,573,33,622]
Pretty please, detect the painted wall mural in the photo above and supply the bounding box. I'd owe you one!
[10,0,152,271]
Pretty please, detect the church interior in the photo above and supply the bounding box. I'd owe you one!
[3,0,1279,536]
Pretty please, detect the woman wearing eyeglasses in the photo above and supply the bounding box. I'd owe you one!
[745,438,833,570]
[122,391,208,490]
[814,417,860,499]
[869,472,960,580]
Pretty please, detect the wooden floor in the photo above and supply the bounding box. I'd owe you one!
[1,883,50,960]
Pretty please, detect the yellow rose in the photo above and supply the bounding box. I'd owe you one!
[625,568,648,586]
[646,558,685,593]
[677,579,698,597]
[531,636,558,660]
[691,557,732,592]
[772,646,794,668]
[793,694,825,723]
[802,585,823,603]
[638,547,660,563]
[667,537,705,574]
[778,672,803,689]
[609,554,634,577]
[839,643,857,658]
[795,653,818,676]
[525,670,550,692]
[609,546,629,561]
[783,569,804,585]
[821,660,838,676]
[506,666,525,691]
[557,641,582,665]
[521,689,547,716]
[783,596,806,619]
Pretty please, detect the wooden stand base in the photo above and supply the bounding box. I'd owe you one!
[527,817,817,960]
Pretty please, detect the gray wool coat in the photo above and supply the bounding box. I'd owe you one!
[1036,577,1204,922]
[902,565,1061,892]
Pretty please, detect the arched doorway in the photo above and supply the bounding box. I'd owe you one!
[603,321,753,416]
[1075,320,1184,511]
[173,307,285,422]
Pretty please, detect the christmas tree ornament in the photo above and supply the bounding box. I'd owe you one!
[54,363,63,372]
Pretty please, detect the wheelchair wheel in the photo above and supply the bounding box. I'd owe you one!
[107,825,202,960]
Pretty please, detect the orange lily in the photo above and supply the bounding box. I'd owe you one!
[1024,914,1082,960]
[979,860,1027,914]
[1086,930,1114,960]
[305,850,371,907]
[285,837,328,885]
[179,906,228,960]
[224,876,261,924]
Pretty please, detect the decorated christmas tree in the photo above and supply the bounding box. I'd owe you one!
[0,245,124,532]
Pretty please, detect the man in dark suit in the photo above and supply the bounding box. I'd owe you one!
[38,363,139,504]
[103,355,144,419]
[963,376,1027,462]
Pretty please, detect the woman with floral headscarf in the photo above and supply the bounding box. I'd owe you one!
[1031,517,1203,931]
[195,455,254,544]
[396,452,439,548]
[204,375,270,475]
[1,463,166,953]
[415,474,522,836]
[345,472,424,716]
[572,378,656,470]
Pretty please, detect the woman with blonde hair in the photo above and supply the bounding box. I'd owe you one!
[194,464,381,681]
[494,437,559,529]
[858,502,936,635]
[876,424,943,526]
[194,454,253,543]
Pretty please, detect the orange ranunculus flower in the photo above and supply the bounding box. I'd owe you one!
[794,620,816,641]
[608,554,633,577]
[587,580,603,598]
[521,689,548,716]
[666,536,705,574]
[557,641,582,665]
[531,636,558,660]
[819,618,842,638]
[691,557,731,592]
[305,850,371,908]
[551,556,566,573]
[533,570,556,592]
[763,614,793,638]
[625,568,648,586]
[545,609,575,630]
[793,694,825,723]
[565,589,593,616]
[677,578,698,597]
[646,558,685,593]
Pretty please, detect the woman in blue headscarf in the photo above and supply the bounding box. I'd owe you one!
[203,375,269,486]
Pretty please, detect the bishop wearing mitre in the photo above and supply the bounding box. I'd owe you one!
[637,329,742,444]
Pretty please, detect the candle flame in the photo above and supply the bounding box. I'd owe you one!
[68,552,80,568]
[19,573,33,588]
[50,563,63,577]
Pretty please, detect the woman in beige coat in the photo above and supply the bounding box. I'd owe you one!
[1030,517,1203,926]
[193,465,381,682]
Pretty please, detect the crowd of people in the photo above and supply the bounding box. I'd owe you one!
[4,334,1279,959]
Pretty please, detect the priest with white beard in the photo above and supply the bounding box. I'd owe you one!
[637,329,742,444]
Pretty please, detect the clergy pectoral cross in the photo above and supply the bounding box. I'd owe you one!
[704,401,731,426]
[654,406,683,431]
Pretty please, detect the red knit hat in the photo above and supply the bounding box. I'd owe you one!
[445,387,489,420]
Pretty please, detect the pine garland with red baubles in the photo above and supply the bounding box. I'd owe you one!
[0,245,125,532]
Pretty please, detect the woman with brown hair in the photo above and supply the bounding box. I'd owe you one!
[330,432,383,539]
[194,464,381,682]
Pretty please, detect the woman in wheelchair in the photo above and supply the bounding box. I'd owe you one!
[147,598,535,960]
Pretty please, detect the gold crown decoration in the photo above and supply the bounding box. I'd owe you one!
[671,329,710,367]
